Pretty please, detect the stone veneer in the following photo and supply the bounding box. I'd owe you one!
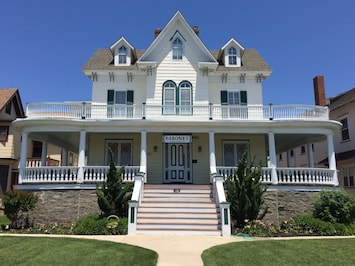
[27,189,321,226]
[29,190,100,224]
[262,190,320,225]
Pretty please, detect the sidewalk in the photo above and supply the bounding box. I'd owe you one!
[1,234,249,266]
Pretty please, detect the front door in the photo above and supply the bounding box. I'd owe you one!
[164,143,192,183]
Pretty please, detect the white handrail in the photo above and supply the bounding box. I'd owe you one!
[128,172,145,235]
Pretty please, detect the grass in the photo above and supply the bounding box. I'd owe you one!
[202,238,355,266]
[0,215,10,225]
[0,236,158,266]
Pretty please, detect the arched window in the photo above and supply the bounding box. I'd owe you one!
[163,81,177,114]
[179,81,192,115]
[172,38,183,60]
[118,46,127,64]
[228,47,237,65]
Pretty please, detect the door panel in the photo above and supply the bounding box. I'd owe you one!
[164,143,192,183]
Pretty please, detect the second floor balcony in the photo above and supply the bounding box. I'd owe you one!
[25,102,330,121]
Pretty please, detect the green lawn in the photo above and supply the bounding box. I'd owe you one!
[202,238,355,266]
[0,236,158,266]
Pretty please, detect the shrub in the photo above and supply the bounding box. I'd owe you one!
[226,149,267,228]
[96,148,133,218]
[2,190,38,228]
[292,214,336,236]
[117,217,128,235]
[73,215,110,235]
[313,190,355,224]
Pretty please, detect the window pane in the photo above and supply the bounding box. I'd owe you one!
[223,143,235,166]
[228,92,240,105]
[115,91,126,104]
[173,38,182,59]
[120,143,132,166]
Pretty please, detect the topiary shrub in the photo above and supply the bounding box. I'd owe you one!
[3,190,38,229]
[313,190,355,224]
[73,214,110,235]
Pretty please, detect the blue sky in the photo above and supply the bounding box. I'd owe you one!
[1,0,354,106]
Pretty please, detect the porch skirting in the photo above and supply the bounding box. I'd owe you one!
[21,187,331,226]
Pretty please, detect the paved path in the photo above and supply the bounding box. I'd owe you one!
[1,234,249,266]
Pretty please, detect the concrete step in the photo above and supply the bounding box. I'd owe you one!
[137,218,219,225]
[141,197,213,203]
[137,223,220,231]
[135,229,221,236]
[139,202,217,208]
[137,212,219,219]
[138,207,218,213]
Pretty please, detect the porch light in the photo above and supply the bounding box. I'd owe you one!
[198,146,202,152]
[153,146,158,152]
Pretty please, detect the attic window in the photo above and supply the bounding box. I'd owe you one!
[172,38,183,60]
[118,46,127,64]
[228,47,237,65]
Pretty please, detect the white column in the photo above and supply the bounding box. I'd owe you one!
[140,130,147,173]
[41,141,48,166]
[268,132,278,185]
[77,130,86,183]
[19,132,28,184]
[209,131,217,174]
[307,143,314,168]
[327,133,339,186]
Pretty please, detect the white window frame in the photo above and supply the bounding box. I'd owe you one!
[228,47,237,65]
[105,140,133,166]
[172,38,183,60]
[118,46,127,64]
[222,141,249,166]
[343,165,355,187]
[340,117,350,141]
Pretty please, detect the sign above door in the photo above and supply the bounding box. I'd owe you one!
[162,135,192,143]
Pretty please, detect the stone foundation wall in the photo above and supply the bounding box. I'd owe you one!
[262,190,320,225]
[29,190,100,224]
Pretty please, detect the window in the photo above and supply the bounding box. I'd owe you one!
[107,90,134,117]
[223,141,249,166]
[32,141,43,157]
[290,149,294,157]
[343,166,355,187]
[0,126,9,142]
[221,90,247,118]
[340,117,350,141]
[5,103,11,114]
[301,146,306,154]
[163,81,176,115]
[279,153,283,161]
[179,81,192,115]
[118,46,127,64]
[172,38,183,60]
[105,140,132,166]
[228,47,237,65]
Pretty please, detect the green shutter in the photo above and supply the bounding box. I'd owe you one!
[107,90,114,105]
[127,90,134,105]
[221,91,228,105]
[240,91,247,106]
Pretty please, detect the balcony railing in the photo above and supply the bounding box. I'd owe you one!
[25,102,329,121]
[216,167,337,186]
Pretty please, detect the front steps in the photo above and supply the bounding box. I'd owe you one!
[136,184,221,235]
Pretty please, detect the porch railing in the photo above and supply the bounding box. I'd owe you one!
[216,167,337,186]
[21,166,140,184]
[26,102,329,121]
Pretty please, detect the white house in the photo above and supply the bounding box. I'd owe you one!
[12,12,341,235]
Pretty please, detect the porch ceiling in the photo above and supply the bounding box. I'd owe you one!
[274,133,326,154]
[29,132,80,152]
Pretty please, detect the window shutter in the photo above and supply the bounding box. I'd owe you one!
[240,91,247,106]
[127,90,134,105]
[107,90,114,105]
[221,91,228,105]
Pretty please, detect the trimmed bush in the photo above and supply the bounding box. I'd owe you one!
[313,190,355,224]
[73,215,110,235]
[292,214,336,236]
[2,190,38,228]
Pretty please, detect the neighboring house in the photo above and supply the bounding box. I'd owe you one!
[0,88,24,194]
[12,12,341,235]
[278,76,355,196]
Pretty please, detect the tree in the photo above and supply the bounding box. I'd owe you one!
[226,149,267,228]
[96,150,133,218]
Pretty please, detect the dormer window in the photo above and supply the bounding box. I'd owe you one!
[228,47,237,65]
[118,46,127,64]
[172,38,183,60]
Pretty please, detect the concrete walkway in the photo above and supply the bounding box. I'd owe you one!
[1,234,249,266]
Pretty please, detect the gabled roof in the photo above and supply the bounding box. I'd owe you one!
[329,87,355,110]
[0,88,25,117]
[138,11,217,63]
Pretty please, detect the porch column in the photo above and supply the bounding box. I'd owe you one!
[19,132,28,184]
[77,130,86,183]
[209,131,217,174]
[41,141,48,166]
[327,133,339,186]
[140,130,147,174]
[62,149,68,166]
[307,143,314,168]
[268,132,278,185]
